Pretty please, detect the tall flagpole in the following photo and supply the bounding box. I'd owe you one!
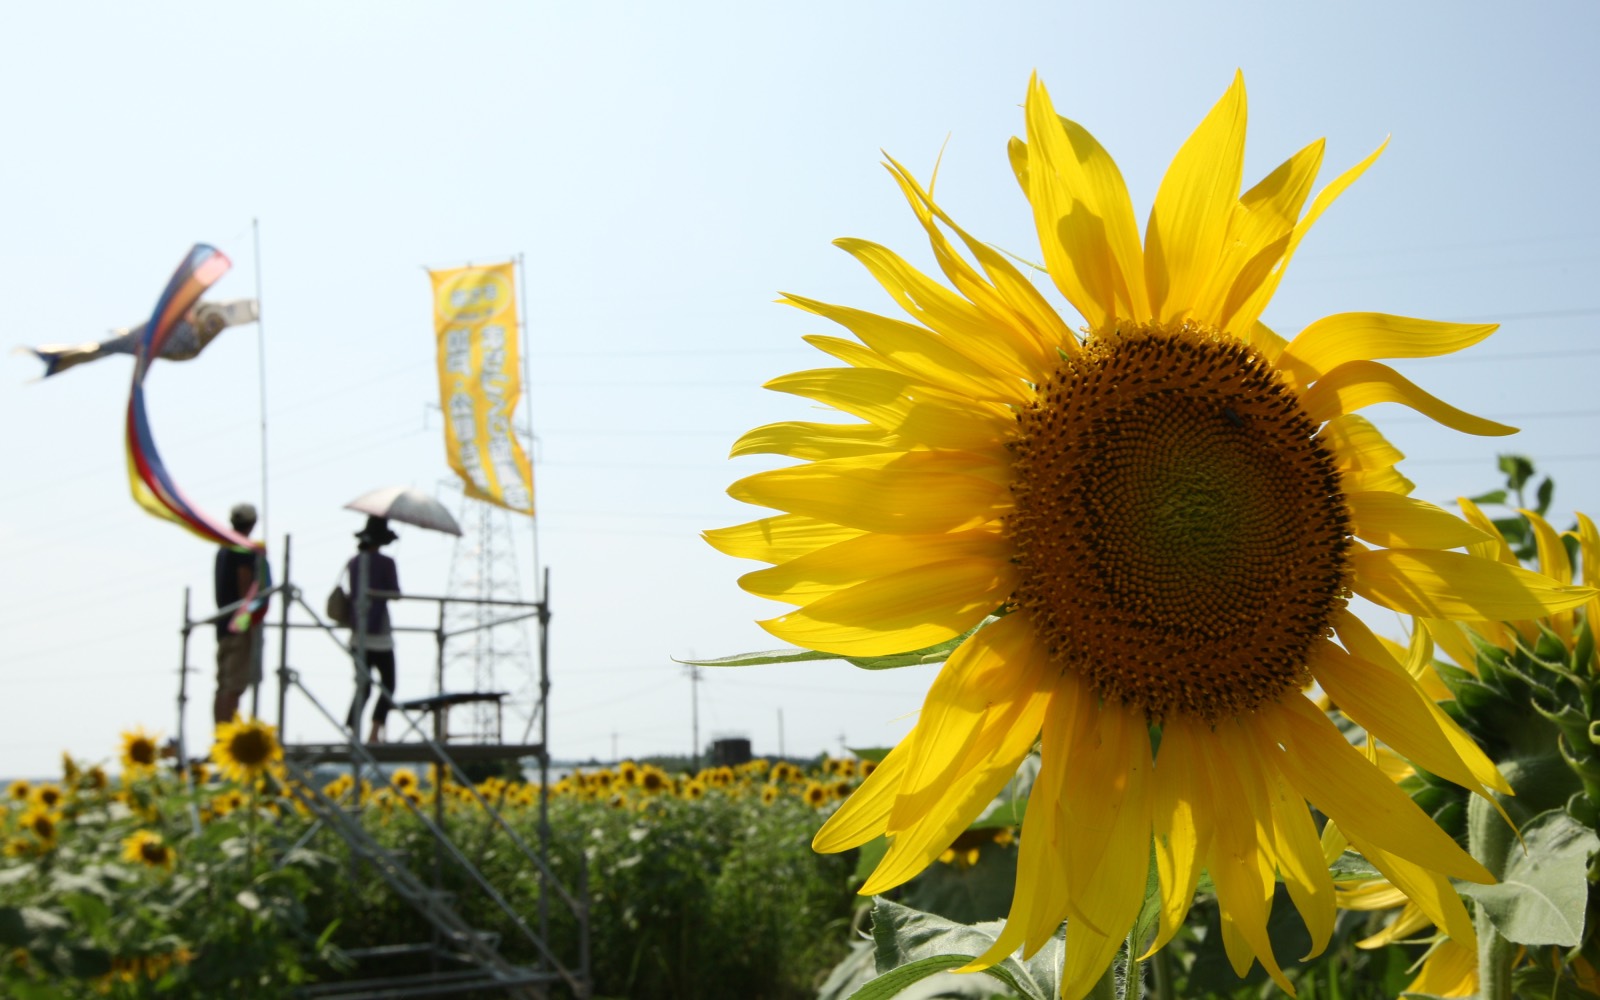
[251,219,269,721]
[253,218,268,540]
[516,251,540,598]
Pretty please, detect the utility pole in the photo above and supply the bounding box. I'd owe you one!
[777,708,785,760]
[685,664,702,772]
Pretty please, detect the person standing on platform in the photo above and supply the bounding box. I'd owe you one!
[346,516,401,743]
[214,503,269,730]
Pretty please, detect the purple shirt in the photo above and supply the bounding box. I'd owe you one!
[347,551,400,637]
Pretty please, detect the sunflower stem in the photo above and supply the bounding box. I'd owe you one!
[1123,930,1143,1000]
[1476,902,1514,1000]
[1467,783,1517,1000]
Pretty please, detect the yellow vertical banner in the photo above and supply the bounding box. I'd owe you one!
[429,262,535,514]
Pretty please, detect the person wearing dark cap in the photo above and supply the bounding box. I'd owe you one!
[214,503,269,729]
[345,516,401,743]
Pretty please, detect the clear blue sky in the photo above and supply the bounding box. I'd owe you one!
[2,2,1596,777]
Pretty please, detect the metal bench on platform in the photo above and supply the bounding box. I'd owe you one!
[398,691,510,744]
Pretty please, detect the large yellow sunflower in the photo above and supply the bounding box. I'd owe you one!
[708,73,1595,997]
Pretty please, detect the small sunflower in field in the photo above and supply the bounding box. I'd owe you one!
[761,784,781,806]
[29,784,63,811]
[211,716,281,785]
[120,829,175,870]
[2,837,34,859]
[682,778,708,801]
[84,766,108,792]
[391,768,419,793]
[120,728,160,775]
[802,781,830,808]
[19,810,59,848]
[6,780,30,803]
[713,72,1596,995]
[617,760,640,785]
[60,753,80,784]
[638,766,670,795]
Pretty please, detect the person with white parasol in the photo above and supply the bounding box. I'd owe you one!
[340,488,461,743]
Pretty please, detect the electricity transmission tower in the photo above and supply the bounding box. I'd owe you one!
[442,485,535,741]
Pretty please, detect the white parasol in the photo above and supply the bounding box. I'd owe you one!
[344,486,463,537]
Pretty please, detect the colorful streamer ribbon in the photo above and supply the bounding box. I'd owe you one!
[124,245,267,629]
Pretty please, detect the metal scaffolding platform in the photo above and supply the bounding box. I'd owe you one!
[176,535,589,999]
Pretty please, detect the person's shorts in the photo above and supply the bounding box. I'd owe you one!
[216,630,264,693]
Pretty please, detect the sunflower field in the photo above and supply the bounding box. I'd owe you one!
[0,737,881,999]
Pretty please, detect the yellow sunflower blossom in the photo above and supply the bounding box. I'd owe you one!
[210,716,282,785]
[119,727,161,776]
[120,829,175,870]
[5,780,30,803]
[710,73,1595,998]
[29,784,63,811]
[801,781,830,808]
[19,809,60,849]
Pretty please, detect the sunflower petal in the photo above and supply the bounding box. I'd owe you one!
[764,367,1012,451]
[730,420,897,461]
[1335,613,1509,794]
[886,615,1044,831]
[1454,496,1517,565]
[1227,139,1388,332]
[1145,71,1247,323]
[962,717,1070,970]
[1404,936,1478,997]
[702,514,865,565]
[837,237,1052,376]
[1319,414,1405,471]
[739,527,1004,603]
[1343,832,1477,945]
[786,297,1031,401]
[1146,719,1211,956]
[1347,492,1493,549]
[1263,696,1492,884]
[865,637,1050,893]
[1259,758,1335,959]
[1203,723,1292,991]
[813,739,912,852]
[728,452,1008,534]
[1301,360,1516,435]
[884,154,1079,355]
[759,557,1013,656]
[1281,313,1498,379]
[1023,76,1148,327]
[1214,140,1325,328]
[1350,548,1595,621]
[1520,508,1575,641]
[1058,696,1153,943]
[1312,637,1508,802]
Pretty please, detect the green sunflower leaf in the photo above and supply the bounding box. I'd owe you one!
[1458,808,1598,947]
[1328,850,1384,882]
[865,897,1050,1000]
[679,617,1001,670]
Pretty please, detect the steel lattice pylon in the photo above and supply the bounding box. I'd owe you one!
[441,484,535,742]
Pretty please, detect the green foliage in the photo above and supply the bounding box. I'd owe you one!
[1460,809,1598,948]
[0,764,337,998]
